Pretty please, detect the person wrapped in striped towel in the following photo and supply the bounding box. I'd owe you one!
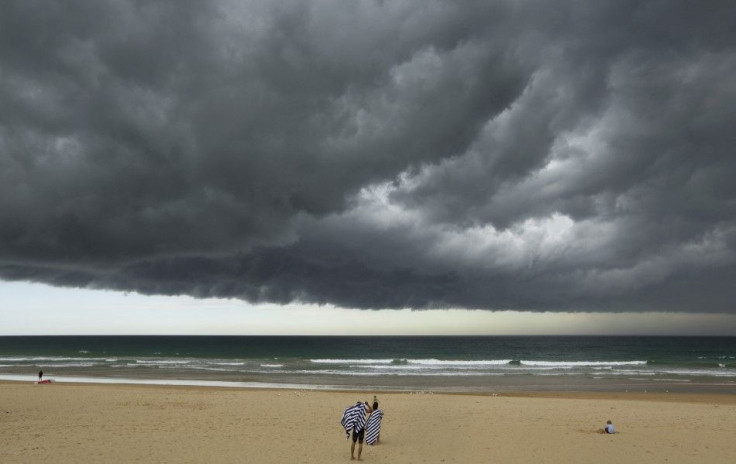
[341,401,373,460]
[365,400,383,446]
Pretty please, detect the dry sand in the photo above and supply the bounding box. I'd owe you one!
[1,381,735,463]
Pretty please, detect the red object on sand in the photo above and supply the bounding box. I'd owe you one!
[37,379,52,384]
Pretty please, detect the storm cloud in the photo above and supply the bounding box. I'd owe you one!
[2,0,736,312]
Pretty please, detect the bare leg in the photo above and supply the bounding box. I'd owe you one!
[357,443,363,460]
[350,441,356,459]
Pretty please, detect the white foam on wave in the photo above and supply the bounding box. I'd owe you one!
[135,359,193,365]
[310,359,395,364]
[289,369,493,377]
[310,358,511,366]
[519,360,647,367]
[408,359,512,366]
[364,365,444,371]
[0,356,110,362]
[609,371,655,376]
[362,364,504,371]
[657,368,736,377]
[170,366,232,373]
[37,362,99,368]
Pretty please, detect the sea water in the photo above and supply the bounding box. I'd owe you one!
[1,336,735,393]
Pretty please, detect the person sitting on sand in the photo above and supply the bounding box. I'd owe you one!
[603,420,615,434]
[341,401,373,460]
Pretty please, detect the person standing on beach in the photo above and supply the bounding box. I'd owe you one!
[38,370,43,382]
[341,401,373,460]
[365,400,383,446]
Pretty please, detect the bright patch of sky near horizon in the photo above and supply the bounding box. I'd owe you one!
[2,281,735,336]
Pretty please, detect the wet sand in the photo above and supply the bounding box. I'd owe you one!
[1,381,735,463]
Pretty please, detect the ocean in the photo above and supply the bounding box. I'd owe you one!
[1,336,735,393]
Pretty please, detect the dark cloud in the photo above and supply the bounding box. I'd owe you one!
[2,0,736,313]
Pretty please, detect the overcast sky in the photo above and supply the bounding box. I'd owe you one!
[2,1,735,334]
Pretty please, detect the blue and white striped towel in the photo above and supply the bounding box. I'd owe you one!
[340,402,367,438]
[365,409,383,445]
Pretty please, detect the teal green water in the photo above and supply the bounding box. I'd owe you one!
[1,336,735,392]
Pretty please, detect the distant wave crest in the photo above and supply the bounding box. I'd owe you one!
[310,359,395,364]
[311,358,513,366]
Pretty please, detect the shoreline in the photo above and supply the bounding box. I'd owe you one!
[3,372,736,395]
[3,378,736,400]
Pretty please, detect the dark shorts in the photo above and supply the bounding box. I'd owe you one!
[351,428,365,444]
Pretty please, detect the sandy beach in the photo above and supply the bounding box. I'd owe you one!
[1,382,735,463]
